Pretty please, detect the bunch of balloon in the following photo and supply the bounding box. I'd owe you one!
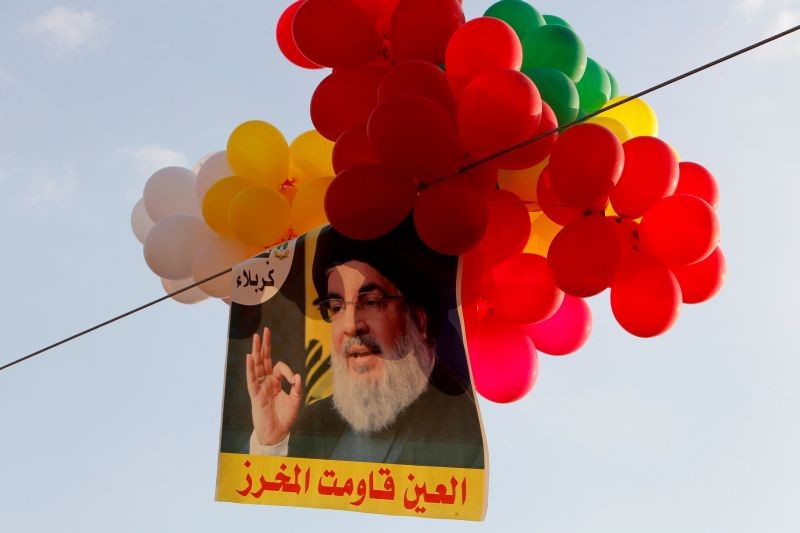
[483,0,618,126]
[132,165,213,305]
[537,122,725,338]
[197,121,336,297]
[131,120,336,304]
[277,0,568,402]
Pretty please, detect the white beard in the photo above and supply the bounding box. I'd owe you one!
[332,317,435,433]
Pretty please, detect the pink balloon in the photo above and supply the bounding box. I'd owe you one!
[466,315,538,403]
[523,295,592,355]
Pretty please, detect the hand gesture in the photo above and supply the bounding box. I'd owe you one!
[245,326,303,446]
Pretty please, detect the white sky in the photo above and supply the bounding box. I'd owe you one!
[1,1,799,531]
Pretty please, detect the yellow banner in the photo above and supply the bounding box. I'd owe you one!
[216,453,486,521]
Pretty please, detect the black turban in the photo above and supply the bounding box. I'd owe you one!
[311,218,458,341]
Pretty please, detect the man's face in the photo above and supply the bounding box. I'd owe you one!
[326,260,410,382]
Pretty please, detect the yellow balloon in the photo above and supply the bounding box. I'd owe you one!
[281,182,299,205]
[597,96,658,137]
[291,175,335,236]
[498,159,548,212]
[202,176,253,236]
[227,120,290,188]
[228,186,291,247]
[585,116,632,143]
[605,202,619,217]
[290,130,335,183]
[524,211,563,257]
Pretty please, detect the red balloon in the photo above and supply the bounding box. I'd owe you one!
[612,217,640,263]
[389,0,464,64]
[548,123,623,211]
[276,1,322,69]
[523,294,592,355]
[488,253,564,324]
[548,215,622,297]
[324,164,417,239]
[639,194,720,267]
[675,161,720,209]
[611,252,681,338]
[671,246,726,304]
[311,66,387,141]
[332,124,378,174]
[445,17,523,97]
[536,167,582,226]
[456,164,499,196]
[292,0,383,68]
[474,189,531,265]
[378,60,457,118]
[351,0,401,35]
[610,136,679,219]
[498,101,558,170]
[413,179,487,255]
[457,69,542,162]
[367,94,463,182]
[466,315,538,403]
[460,248,492,308]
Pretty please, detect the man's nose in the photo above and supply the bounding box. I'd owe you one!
[340,302,367,337]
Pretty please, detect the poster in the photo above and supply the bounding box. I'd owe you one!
[215,221,488,520]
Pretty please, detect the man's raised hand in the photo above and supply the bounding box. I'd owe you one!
[245,326,303,446]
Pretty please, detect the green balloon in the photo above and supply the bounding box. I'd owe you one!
[521,24,587,82]
[484,0,545,41]
[543,14,572,29]
[576,57,611,114]
[523,67,580,126]
[606,69,620,99]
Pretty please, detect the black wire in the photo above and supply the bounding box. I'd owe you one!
[459,23,800,173]
[0,268,231,372]
[2,23,799,373]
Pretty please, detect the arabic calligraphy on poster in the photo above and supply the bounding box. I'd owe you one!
[231,240,296,305]
[216,453,486,521]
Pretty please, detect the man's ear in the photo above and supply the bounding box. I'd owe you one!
[412,306,428,341]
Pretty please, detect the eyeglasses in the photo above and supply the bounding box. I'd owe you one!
[316,290,405,323]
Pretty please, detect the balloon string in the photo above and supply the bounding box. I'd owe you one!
[3,23,798,373]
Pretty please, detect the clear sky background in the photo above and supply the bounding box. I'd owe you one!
[1,1,799,531]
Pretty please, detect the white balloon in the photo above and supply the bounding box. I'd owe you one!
[143,215,212,280]
[192,151,216,174]
[195,151,236,203]
[191,234,259,298]
[130,198,155,244]
[161,276,209,304]
[143,166,201,222]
